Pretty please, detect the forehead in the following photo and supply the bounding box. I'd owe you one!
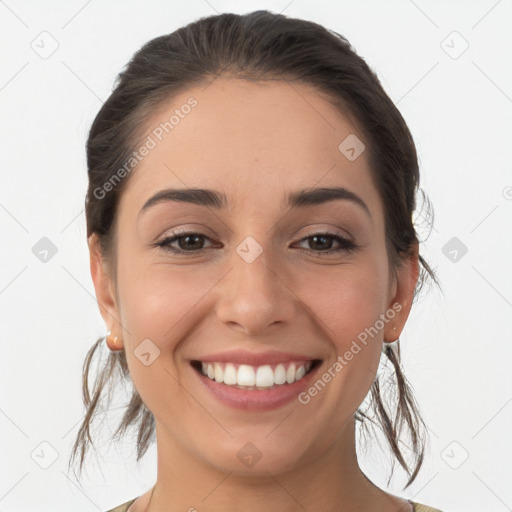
[119,76,382,219]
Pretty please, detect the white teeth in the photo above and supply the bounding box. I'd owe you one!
[286,363,296,384]
[296,365,306,380]
[223,363,237,385]
[199,360,314,389]
[214,364,223,383]
[274,364,287,385]
[255,365,274,387]
[237,364,256,386]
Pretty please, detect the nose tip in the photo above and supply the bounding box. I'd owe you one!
[215,249,294,336]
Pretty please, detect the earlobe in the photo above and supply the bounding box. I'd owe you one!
[105,330,124,352]
[383,242,420,343]
[88,233,122,342]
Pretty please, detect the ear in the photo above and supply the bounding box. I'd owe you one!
[383,240,419,343]
[88,233,124,350]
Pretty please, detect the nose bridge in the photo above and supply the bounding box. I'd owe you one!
[215,236,293,334]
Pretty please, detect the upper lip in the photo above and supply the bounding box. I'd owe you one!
[192,350,321,367]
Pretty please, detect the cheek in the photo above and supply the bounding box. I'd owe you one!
[115,258,210,385]
[294,260,389,412]
[115,265,219,424]
[118,263,213,348]
[299,257,389,342]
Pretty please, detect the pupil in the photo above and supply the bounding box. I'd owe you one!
[311,235,331,250]
[180,234,202,250]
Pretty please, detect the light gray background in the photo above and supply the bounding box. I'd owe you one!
[1,1,511,511]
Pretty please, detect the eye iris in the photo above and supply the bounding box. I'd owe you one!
[310,235,333,251]
[179,234,203,251]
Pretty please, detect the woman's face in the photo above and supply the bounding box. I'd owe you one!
[90,77,418,476]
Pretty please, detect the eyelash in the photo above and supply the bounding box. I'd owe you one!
[154,231,358,256]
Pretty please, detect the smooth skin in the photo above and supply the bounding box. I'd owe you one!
[89,76,419,512]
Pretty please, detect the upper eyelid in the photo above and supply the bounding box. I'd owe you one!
[152,213,358,241]
[160,228,352,241]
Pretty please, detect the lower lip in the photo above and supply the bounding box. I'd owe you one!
[191,361,322,411]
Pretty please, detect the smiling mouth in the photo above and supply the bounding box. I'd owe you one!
[190,359,322,390]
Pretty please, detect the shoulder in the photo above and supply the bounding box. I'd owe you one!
[412,501,446,512]
[104,497,137,512]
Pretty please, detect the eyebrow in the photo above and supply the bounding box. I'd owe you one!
[138,186,371,219]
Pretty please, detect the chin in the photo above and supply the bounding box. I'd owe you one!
[200,438,311,477]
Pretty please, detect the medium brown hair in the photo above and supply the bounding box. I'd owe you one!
[69,10,439,488]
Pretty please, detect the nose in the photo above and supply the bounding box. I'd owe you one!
[215,244,297,336]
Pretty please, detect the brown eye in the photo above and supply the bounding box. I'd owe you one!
[156,232,216,254]
[294,232,357,254]
[154,231,358,256]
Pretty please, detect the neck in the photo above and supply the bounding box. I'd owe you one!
[145,417,397,512]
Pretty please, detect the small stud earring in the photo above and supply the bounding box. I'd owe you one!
[106,330,122,352]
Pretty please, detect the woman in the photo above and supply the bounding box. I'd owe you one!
[70,10,443,512]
